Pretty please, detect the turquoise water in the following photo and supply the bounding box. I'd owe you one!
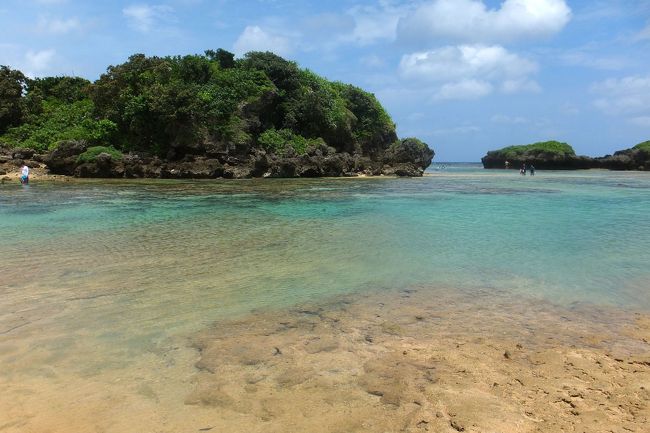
[2,165,649,431]
[2,166,650,314]
[1,166,649,364]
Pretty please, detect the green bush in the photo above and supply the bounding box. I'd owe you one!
[0,99,117,151]
[633,140,650,152]
[258,128,324,156]
[493,141,575,159]
[389,137,428,152]
[77,146,123,163]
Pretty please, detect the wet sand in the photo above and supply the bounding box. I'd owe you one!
[0,165,68,183]
[1,286,648,433]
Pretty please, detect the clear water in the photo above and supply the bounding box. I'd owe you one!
[2,165,650,431]
[1,166,649,369]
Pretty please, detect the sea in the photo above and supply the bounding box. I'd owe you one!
[1,163,649,431]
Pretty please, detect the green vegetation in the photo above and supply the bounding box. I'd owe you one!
[1,50,398,159]
[491,141,575,158]
[77,146,123,163]
[258,128,325,156]
[1,99,117,151]
[0,66,29,134]
[633,140,650,152]
[389,137,428,153]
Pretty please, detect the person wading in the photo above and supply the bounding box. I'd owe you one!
[20,164,29,184]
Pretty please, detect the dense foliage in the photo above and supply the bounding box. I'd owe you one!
[0,71,117,151]
[490,141,575,159]
[257,128,325,156]
[1,99,117,151]
[0,50,398,160]
[0,66,29,134]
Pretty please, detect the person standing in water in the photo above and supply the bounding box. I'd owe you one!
[530,164,535,176]
[20,164,29,184]
[520,163,526,175]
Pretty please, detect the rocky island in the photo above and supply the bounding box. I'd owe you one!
[595,140,650,171]
[0,51,433,179]
[482,140,650,171]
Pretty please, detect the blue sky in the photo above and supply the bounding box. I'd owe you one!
[1,0,650,161]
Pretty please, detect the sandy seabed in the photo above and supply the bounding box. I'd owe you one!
[1,286,648,433]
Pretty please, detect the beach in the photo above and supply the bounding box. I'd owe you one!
[1,287,648,432]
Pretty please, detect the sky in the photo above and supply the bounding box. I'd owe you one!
[1,0,650,161]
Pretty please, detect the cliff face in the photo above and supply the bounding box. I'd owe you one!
[482,140,650,171]
[1,138,434,179]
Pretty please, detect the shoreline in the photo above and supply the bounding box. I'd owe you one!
[2,286,648,433]
[0,165,69,183]
[3,166,649,185]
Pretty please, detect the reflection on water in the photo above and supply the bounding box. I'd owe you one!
[1,167,650,432]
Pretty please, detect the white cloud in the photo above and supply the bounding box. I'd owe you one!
[399,44,539,100]
[233,26,293,57]
[37,16,81,34]
[123,4,174,33]
[0,45,60,77]
[344,2,409,45]
[592,75,650,115]
[400,45,537,82]
[397,0,571,45]
[21,49,57,76]
[292,3,409,49]
[435,79,493,100]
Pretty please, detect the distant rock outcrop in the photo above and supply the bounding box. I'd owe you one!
[595,141,650,171]
[481,141,593,170]
[482,140,649,171]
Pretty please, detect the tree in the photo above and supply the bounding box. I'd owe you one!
[240,51,301,94]
[205,49,235,69]
[28,76,91,103]
[331,83,396,155]
[0,65,28,134]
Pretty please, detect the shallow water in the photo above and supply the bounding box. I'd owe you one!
[1,165,649,431]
